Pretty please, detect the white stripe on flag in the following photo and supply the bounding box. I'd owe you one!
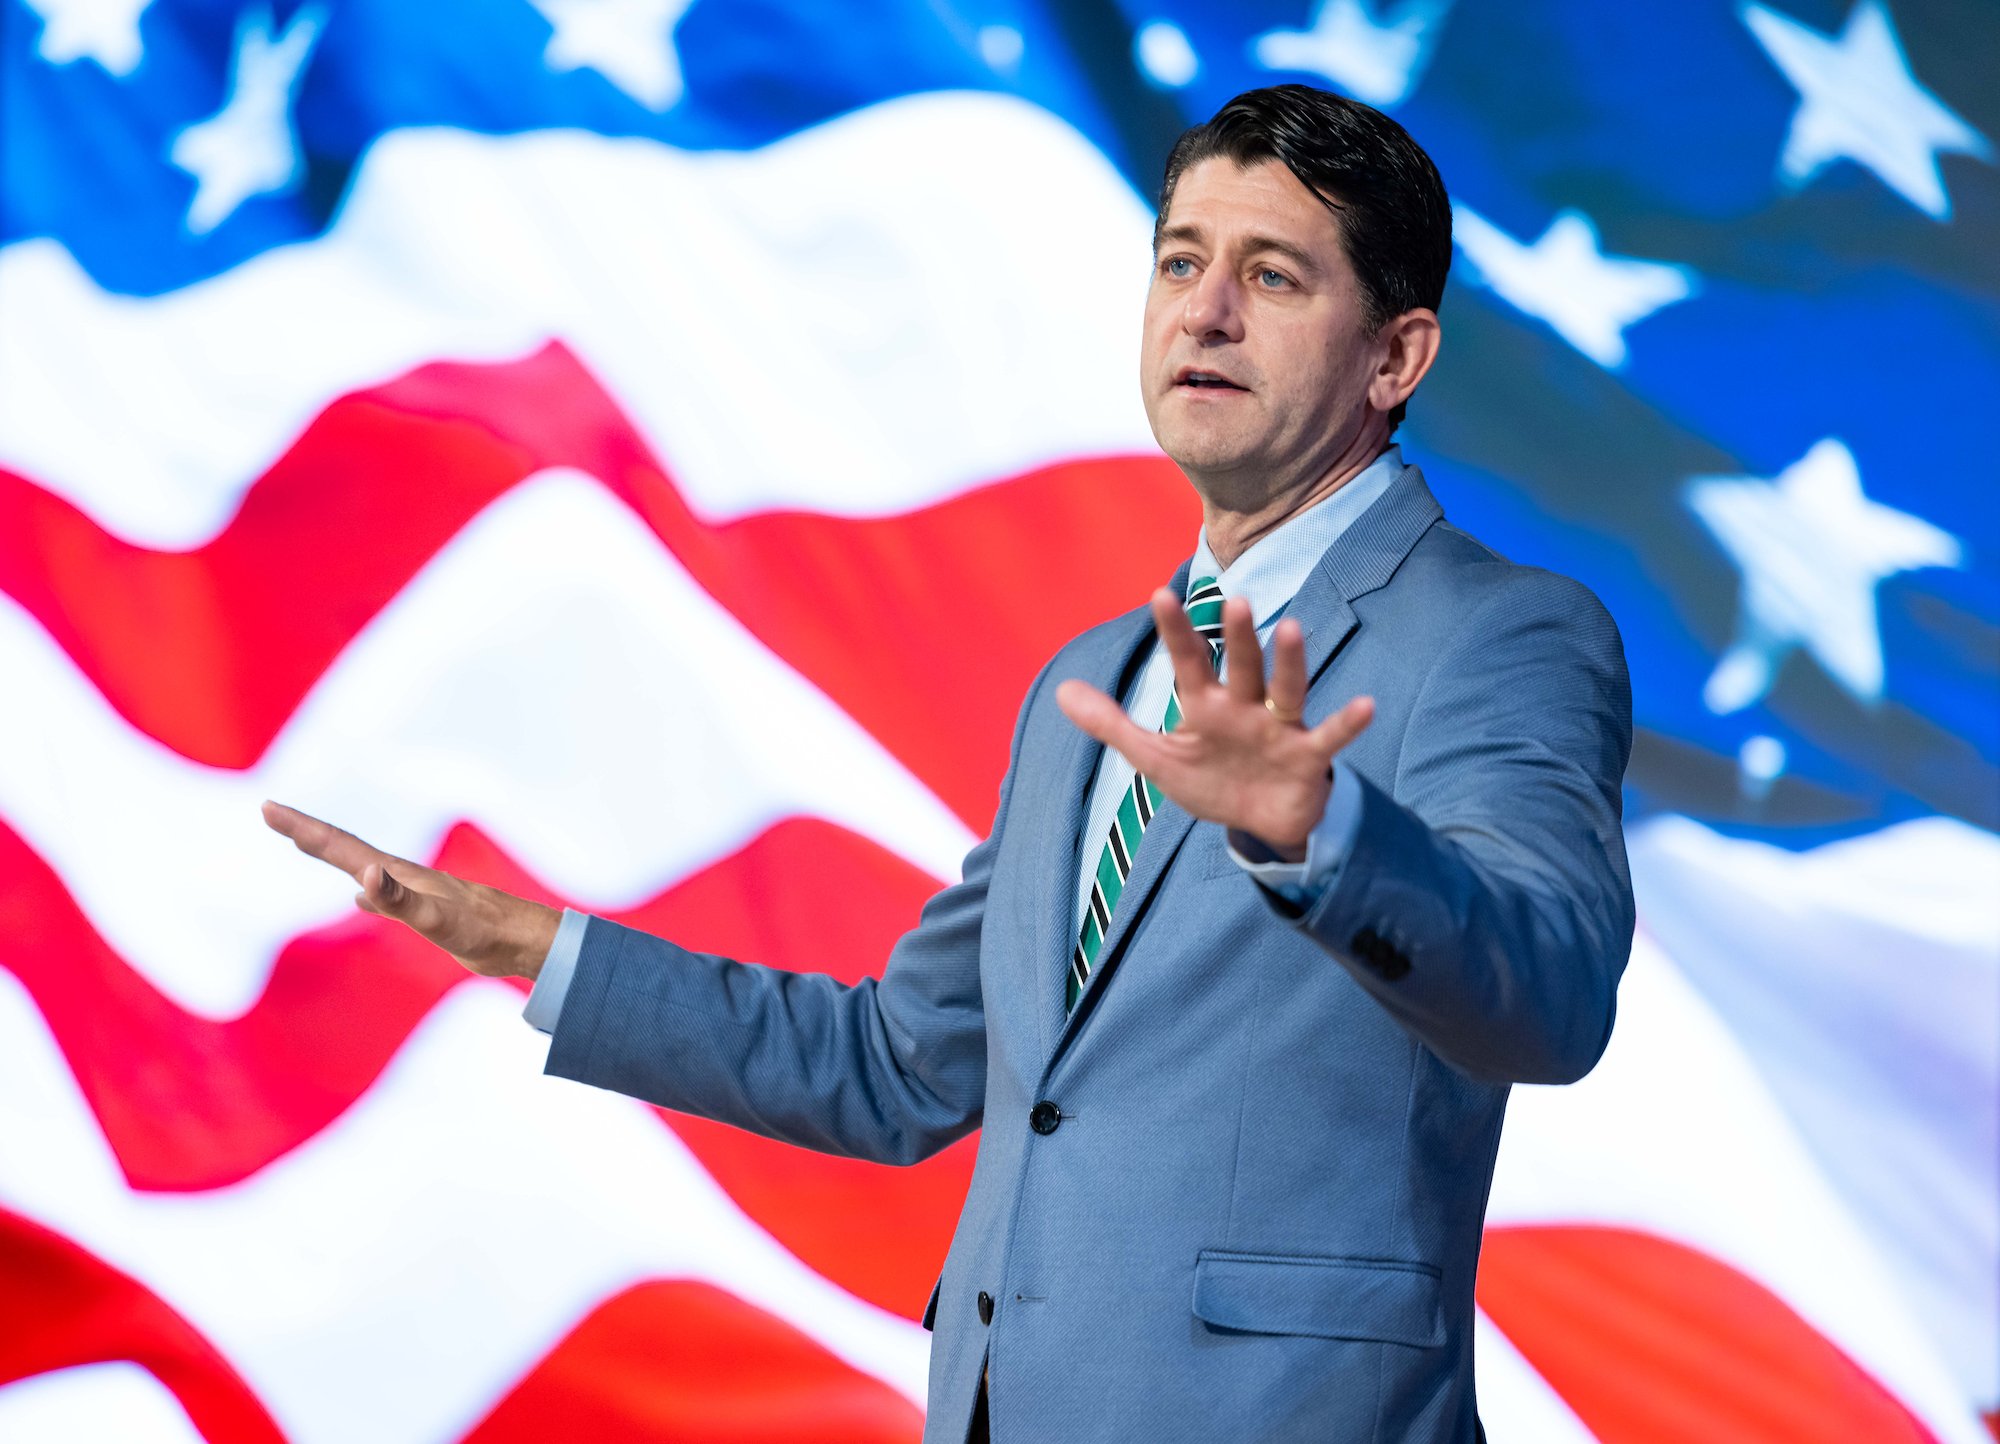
[1489,925,1991,1444]
[0,473,974,1017]
[0,93,1157,547]
[0,972,931,1444]
[1629,813,2000,1407]
[1472,1309,1600,1444]
[0,1363,207,1444]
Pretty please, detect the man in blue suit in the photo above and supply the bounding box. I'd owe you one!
[267,85,1632,1443]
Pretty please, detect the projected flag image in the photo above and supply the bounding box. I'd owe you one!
[1,0,1994,1439]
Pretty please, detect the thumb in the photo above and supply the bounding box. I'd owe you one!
[357,861,406,915]
[1308,695,1375,758]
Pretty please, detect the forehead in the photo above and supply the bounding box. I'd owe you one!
[1157,156,1345,261]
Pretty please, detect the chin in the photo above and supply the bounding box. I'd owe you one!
[1160,429,1255,476]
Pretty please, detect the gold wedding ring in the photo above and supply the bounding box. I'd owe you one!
[1265,697,1303,725]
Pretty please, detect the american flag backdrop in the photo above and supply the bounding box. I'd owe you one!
[1,0,1995,1438]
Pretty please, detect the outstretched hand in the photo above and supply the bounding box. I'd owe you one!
[1055,590,1373,860]
[260,801,560,980]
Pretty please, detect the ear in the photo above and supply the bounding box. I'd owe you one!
[1367,308,1441,415]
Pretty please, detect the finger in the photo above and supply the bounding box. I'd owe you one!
[1266,619,1307,721]
[1152,589,1218,704]
[1055,679,1175,774]
[1222,597,1265,706]
[1307,695,1376,759]
[264,800,416,887]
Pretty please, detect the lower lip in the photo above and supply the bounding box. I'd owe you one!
[1175,383,1248,398]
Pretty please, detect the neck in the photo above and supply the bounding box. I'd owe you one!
[1197,426,1392,570]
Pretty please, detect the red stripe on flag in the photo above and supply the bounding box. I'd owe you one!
[0,342,1193,831]
[0,813,967,1320]
[1478,1223,1939,1443]
[460,1279,923,1444]
[0,1206,287,1444]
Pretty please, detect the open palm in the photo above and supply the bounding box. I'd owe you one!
[1055,590,1374,856]
[260,801,559,979]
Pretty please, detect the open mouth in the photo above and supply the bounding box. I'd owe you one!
[1174,368,1248,392]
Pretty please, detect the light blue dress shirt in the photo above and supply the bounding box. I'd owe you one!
[524,447,1404,1034]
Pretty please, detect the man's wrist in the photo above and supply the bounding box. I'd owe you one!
[1240,764,1336,860]
[522,909,589,1034]
[508,898,562,982]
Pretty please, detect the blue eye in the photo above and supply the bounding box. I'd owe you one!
[1259,268,1288,288]
[1164,257,1193,278]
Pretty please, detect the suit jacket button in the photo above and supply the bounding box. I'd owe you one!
[1030,1100,1062,1135]
[977,1290,995,1325]
[1351,928,1410,979]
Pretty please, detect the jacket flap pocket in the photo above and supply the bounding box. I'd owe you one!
[1192,1250,1443,1347]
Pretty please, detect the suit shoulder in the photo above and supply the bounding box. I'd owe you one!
[1392,524,1631,744]
[1402,521,1620,643]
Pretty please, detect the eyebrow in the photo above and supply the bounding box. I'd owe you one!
[1154,223,1324,279]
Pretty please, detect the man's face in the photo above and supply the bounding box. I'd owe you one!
[1141,157,1383,496]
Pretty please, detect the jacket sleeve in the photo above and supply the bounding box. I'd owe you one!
[540,659,1053,1165]
[1283,569,1635,1085]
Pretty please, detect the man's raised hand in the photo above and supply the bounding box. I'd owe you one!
[260,801,560,981]
[1054,590,1373,861]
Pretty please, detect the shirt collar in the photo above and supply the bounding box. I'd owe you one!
[1188,444,1404,626]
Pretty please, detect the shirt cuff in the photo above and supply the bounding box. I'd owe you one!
[1225,758,1365,907]
[522,908,590,1034]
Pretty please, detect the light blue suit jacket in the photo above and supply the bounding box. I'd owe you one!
[541,462,1635,1442]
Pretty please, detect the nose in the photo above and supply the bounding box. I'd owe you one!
[1182,266,1245,343]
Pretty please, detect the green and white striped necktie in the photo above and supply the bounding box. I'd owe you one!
[1067,576,1225,1011]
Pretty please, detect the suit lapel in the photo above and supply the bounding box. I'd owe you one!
[1032,568,1185,1063]
[1290,462,1443,686]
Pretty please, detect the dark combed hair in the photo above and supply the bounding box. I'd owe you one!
[1155,84,1452,429]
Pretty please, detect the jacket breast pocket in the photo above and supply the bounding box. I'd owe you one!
[1192,1250,1445,1348]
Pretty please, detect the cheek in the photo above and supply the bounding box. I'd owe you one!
[1296,337,1372,412]
[1270,345,1339,409]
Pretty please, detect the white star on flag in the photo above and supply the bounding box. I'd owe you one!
[22,0,154,78]
[1251,0,1452,108]
[1451,205,1697,369]
[1688,437,1964,714]
[1741,0,1992,220]
[526,0,696,111]
[1134,21,1199,89]
[167,5,326,236]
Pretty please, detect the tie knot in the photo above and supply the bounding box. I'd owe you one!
[1184,576,1225,652]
